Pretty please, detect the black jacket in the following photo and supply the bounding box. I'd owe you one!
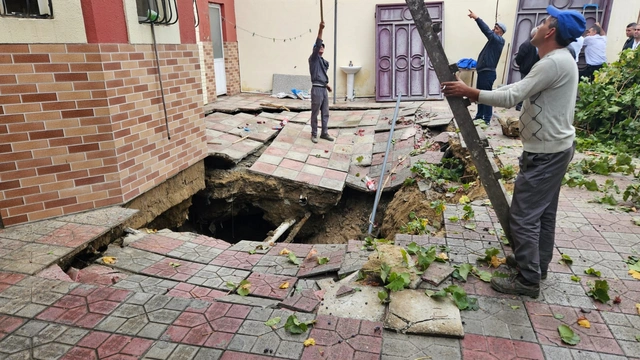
[623,37,634,50]
[475,18,505,72]
[514,40,539,77]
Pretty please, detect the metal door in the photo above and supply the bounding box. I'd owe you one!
[507,0,611,84]
[376,3,443,101]
[209,4,227,95]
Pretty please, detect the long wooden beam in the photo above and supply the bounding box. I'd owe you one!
[405,0,513,243]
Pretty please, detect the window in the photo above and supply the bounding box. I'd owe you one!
[1,0,52,18]
[136,0,177,25]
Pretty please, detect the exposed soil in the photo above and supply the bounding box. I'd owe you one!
[380,184,443,240]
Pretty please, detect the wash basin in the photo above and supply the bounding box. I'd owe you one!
[340,66,361,74]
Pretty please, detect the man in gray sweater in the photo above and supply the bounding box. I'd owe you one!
[442,6,586,297]
[309,21,333,144]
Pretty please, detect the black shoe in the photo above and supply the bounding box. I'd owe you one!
[491,273,540,298]
[320,134,334,141]
[311,135,318,144]
[506,254,547,279]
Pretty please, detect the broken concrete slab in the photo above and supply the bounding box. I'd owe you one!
[336,285,355,298]
[317,283,386,323]
[279,289,321,313]
[385,289,464,338]
[37,264,73,282]
[425,117,453,128]
[67,264,128,286]
[421,262,455,286]
[272,74,311,95]
[337,251,369,278]
[215,294,280,309]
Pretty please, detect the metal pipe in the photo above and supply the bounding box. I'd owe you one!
[150,22,171,140]
[332,0,337,104]
[368,93,402,235]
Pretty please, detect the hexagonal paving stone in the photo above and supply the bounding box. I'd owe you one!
[35,223,108,248]
[0,242,74,274]
[297,250,344,278]
[600,311,640,358]
[558,248,627,279]
[187,265,250,291]
[461,334,544,359]
[0,271,26,293]
[0,220,66,242]
[210,250,263,270]
[244,272,296,300]
[252,255,302,276]
[0,315,25,341]
[267,243,314,258]
[381,331,461,360]
[141,258,205,282]
[36,285,130,329]
[166,282,227,303]
[460,296,536,342]
[554,228,615,252]
[580,277,640,315]
[130,233,227,264]
[541,345,630,360]
[525,302,623,355]
[227,240,271,254]
[99,246,165,273]
[55,207,138,228]
[0,276,79,318]
[61,331,153,359]
[110,274,179,295]
[446,238,506,265]
[279,289,321,313]
[302,315,383,360]
[530,272,596,309]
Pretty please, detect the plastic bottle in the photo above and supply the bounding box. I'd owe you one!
[364,176,376,191]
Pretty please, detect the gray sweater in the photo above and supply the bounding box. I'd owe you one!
[478,48,577,154]
[309,38,329,86]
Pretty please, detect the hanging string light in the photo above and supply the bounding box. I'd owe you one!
[222,16,312,43]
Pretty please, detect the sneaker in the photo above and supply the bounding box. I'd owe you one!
[320,134,334,141]
[490,273,540,298]
[311,136,318,144]
[505,254,547,279]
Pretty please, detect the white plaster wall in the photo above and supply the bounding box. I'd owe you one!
[0,0,86,43]
[605,0,639,61]
[235,0,519,97]
[123,0,182,44]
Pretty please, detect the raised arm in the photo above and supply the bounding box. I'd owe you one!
[310,21,325,59]
[468,10,497,41]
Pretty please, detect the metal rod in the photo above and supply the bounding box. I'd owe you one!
[332,0,337,104]
[320,0,324,22]
[150,22,171,140]
[368,93,402,235]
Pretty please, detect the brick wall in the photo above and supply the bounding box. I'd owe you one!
[201,42,217,103]
[224,42,240,96]
[0,43,206,226]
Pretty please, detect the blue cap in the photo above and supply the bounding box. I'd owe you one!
[546,5,586,43]
[496,22,507,34]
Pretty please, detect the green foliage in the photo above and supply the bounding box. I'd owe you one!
[265,317,281,327]
[403,177,416,186]
[317,257,329,265]
[288,252,300,265]
[406,242,420,255]
[587,279,610,303]
[284,315,314,334]
[499,165,517,181]
[571,275,581,282]
[574,49,640,156]
[626,256,640,272]
[559,254,573,265]
[237,280,251,296]
[568,156,634,176]
[356,155,364,163]
[462,204,475,220]
[584,268,602,277]
[480,248,500,263]
[623,183,640,206]
[430,200,447,216]
[452,263,474,281]
[362,236,391,250]
[427,285,478,311]
[400,212,433,235]
[378,290,389,303]
[416,245,437,271]
[385,272,411,292]
[410,158,464,183]
[380,263,391,283]
[558,324,581,345]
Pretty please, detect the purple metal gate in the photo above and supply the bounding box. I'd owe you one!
[507,0,611,84]
[376,2,443,102]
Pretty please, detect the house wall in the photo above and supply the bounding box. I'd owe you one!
[235,0,637,97]
[0,0,207,227]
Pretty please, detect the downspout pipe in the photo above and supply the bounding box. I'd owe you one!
[332,0,337,104]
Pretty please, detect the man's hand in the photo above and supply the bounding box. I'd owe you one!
[468,10,478,20]
[326,85,332,92]
[319,21,325,30]
[441,76,480,102]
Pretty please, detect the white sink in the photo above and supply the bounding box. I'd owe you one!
[340,66,361,74]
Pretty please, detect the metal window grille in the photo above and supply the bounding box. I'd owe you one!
[1,0,53,18]
[136,0,178,25]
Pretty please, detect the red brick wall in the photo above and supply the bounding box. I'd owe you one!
[202,42,217,103]
[0,43,206,226]
[224,42,240,96]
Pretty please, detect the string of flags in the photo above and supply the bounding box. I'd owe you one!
[221,16,312,43]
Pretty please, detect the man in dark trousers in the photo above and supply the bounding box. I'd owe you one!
[308,21,333,144]
[622,22,636,50]
[468,9,506,125]
[514,28,539,111]
[442,6,586,297]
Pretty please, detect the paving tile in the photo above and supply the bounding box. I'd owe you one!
[525,302,624,355]
[579,277,640,315]
[297,250,344,278]
[209,250,262,270]
[600,311,640,358]
[446,238,506,264]
[244,272,296,300]
[528,272,596,309]
[0,276,79,318]
[228,240,271,254]
[0,315,25,340]
[0,238,27,258]
[267,243,314,257]
[252,254,302,276]
[249,161,278,175]
[141,258,205,282]
[558,248,627,279]
[381,330,461,360]
[166,282,227,303]
[99,245,165,273]
[460,296,536,342]
[302,315,383,360]
[187,265,250,291]
[62,331,154,359]
[0,220,67,242]
[0,272,26,293]
[461,333,544,359]
[273,166,301,180]
[386,289,463,337]
[338,251,370,278]
[541,345,630,360]
[0,242,74,274]
[280,289,321,313]
[110,274,179,295]
[295,172,322,186]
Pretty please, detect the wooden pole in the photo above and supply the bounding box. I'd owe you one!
[320,0,324,22]
[501,42,511,85]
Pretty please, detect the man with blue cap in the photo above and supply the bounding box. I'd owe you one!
[442,6,586,297]
[467,10,506,125]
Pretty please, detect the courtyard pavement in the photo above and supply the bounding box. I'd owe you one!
[0,94,639,360]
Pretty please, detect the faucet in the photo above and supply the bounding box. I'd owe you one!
[349,61,353,67]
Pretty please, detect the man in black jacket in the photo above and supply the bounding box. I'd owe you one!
[468,9,506,125]
[514,28,539,111]
[622,22,636,50]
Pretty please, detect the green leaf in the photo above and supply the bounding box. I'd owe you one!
[378,290,388,303]
[492,271,510,278]
[633,217,640,226]
[406,242,420,255]
[510,305,520,310]
[448,216,460,222]
[288,252,300,265]
[400,249,409,266]
[225,281,236,290]
[588,279,610,303]
[385,272,411,292]
[488,229,496,235]
[237,280,251,296]
[380,263,391,284]
[571,275,581,282]
[628,261,640,272]
[636,334,640,342]
[283,315,309,334]
[558,324,581,345]
[466,297,480,311]
[416,246,437,271]
[585,268,602,277]
[559,254,573,265]
[464,223,477,230]
[482,248,500,263]
[473,267,492,282]
[429,289,448,298]
[454,263,474,281]
[317,257,330,265]
[553,313,565,320]
[264,317,281,327]
[584,179,599,191]
[248,249,257,255]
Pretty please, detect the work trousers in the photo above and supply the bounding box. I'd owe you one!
[475,70,497,124]
[310,86,329,137]
[510,143,575,284]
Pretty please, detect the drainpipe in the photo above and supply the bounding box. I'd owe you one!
[332,0,337,104]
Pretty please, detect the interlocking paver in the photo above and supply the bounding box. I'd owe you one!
[55,206,138,227]
[0,220,66,242]
[267,243,314,258]
[166,282,227,303]
[36,223,108,248]
[210,250,263,270]
[529,272,595,309]
[580,277,640,315]
[0,242,74,274]
[338,251,370,278]
[99,246,164,273]
[280,289,321,313]
[541,345,630,360]
[600,311,640,358]
[0,276,78,318]
[110,274,179,295]
[302,315,383,360]
[228,240,271,254]
[460,296,536,342]
[61,331,154,359]
[142,258,205,282]
[461,334,544,360]
[558,248,627,279]
[0,315,25,340]
[244,272,296,300]
[526,302,623,355]
[253,254,302,276]
[381,331,461,360]
[187,265,249,291]
[297,250,345,278]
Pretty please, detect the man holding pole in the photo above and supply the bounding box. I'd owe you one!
[309,21,334,144]
[442,6,586,297]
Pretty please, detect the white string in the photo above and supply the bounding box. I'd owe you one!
[222,16,313,43]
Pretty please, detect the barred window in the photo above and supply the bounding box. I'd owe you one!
[1,0,53,18]
[136,0,177,25]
